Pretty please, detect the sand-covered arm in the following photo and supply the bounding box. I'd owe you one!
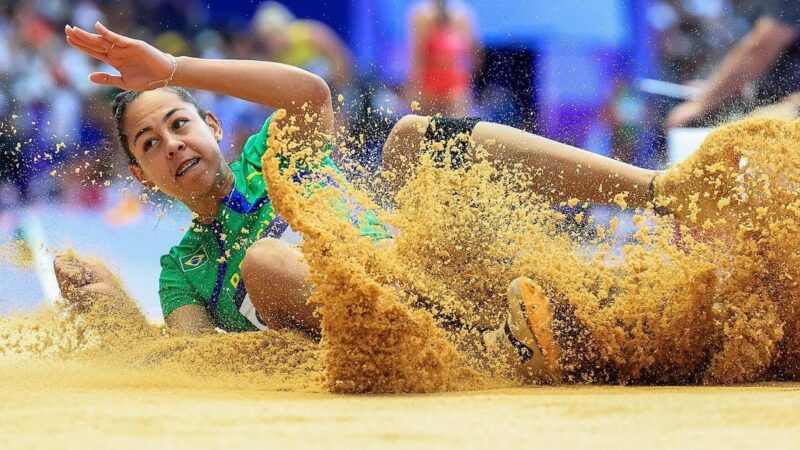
[159,256,216,335]
[53,253,152,330]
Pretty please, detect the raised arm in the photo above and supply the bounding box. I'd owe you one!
[665,17,798,129]
[65,21,333,137]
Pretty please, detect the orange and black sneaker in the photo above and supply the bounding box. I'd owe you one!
[483,276,591,383]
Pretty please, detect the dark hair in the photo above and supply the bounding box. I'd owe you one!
[112,87,207,164]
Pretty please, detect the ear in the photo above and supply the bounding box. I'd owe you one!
[204,111,224,143]
[128,164,156,190]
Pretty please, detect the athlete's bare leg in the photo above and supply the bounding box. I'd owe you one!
[382,115,657,208]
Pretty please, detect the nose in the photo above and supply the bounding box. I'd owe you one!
[165,138,185,159]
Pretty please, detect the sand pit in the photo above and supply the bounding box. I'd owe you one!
[1,360,798,449]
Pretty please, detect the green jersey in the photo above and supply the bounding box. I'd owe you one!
[159,114,388,332]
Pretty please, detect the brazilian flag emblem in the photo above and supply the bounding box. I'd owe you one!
[180,246,208,272]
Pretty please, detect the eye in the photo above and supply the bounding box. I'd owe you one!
[172,118,188,130]
[143,138,158,151]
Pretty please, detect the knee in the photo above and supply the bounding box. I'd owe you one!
[383,114,430,162]
[240,239,292,325]
[240,238,291,285]
[387,114,429,146]
[240,238,310,329]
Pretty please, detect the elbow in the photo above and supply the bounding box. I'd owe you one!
[286,72,332,132]
[306,73,334,131]
[307,73,332,112]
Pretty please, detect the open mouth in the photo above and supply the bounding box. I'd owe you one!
[176,158,200,177]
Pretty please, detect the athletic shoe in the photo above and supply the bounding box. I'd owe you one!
[483,276,564,382]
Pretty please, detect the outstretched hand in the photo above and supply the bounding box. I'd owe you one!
[64,21,175,91]
[664,100,708,130]
[54,254,122,310]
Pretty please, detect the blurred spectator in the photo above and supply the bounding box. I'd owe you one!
[406,0,479,117]
[650,0,750,86]
[0,0,267,210]
[0,1,109,205]
[664,0,800,128]
[252,2,353,94]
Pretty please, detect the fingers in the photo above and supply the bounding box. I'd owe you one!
[55,269,81,294]
[94,21,136,47]
[56,264,84,282]
[79,282,118,297]
[54,262,86,299]
[65,22,134,49]
[53,255,102,287]
[65,33,110,64]
[65,24,134,61]
[89,72,126,89]
[65,25,110,52]
[80,258,116,283]
[53,254,119,306]
[68,32,110,56]
[64,23,136,89]
[54,258,85,281]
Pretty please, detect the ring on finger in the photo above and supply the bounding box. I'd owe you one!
[106,42,116,55]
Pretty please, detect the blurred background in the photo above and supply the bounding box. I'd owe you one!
[0,0,791,318]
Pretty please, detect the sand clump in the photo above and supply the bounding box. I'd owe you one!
[260,113,800,390]
[0,239,34,270]
[262,110,485,393]
[1,253,324,391]
[652,119,800,381]
[3,115,800,394]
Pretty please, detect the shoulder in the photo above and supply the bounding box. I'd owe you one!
[160,225,213,275]
[240,113,277,165]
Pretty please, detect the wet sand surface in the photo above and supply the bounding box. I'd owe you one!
[2,361,798,449]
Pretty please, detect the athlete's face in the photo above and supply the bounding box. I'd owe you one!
[124,90,227,202]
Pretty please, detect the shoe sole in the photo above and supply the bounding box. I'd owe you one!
[507,277,562,380]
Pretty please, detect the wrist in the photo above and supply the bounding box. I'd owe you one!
[171,55,188,86]
[147,53,178,88]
